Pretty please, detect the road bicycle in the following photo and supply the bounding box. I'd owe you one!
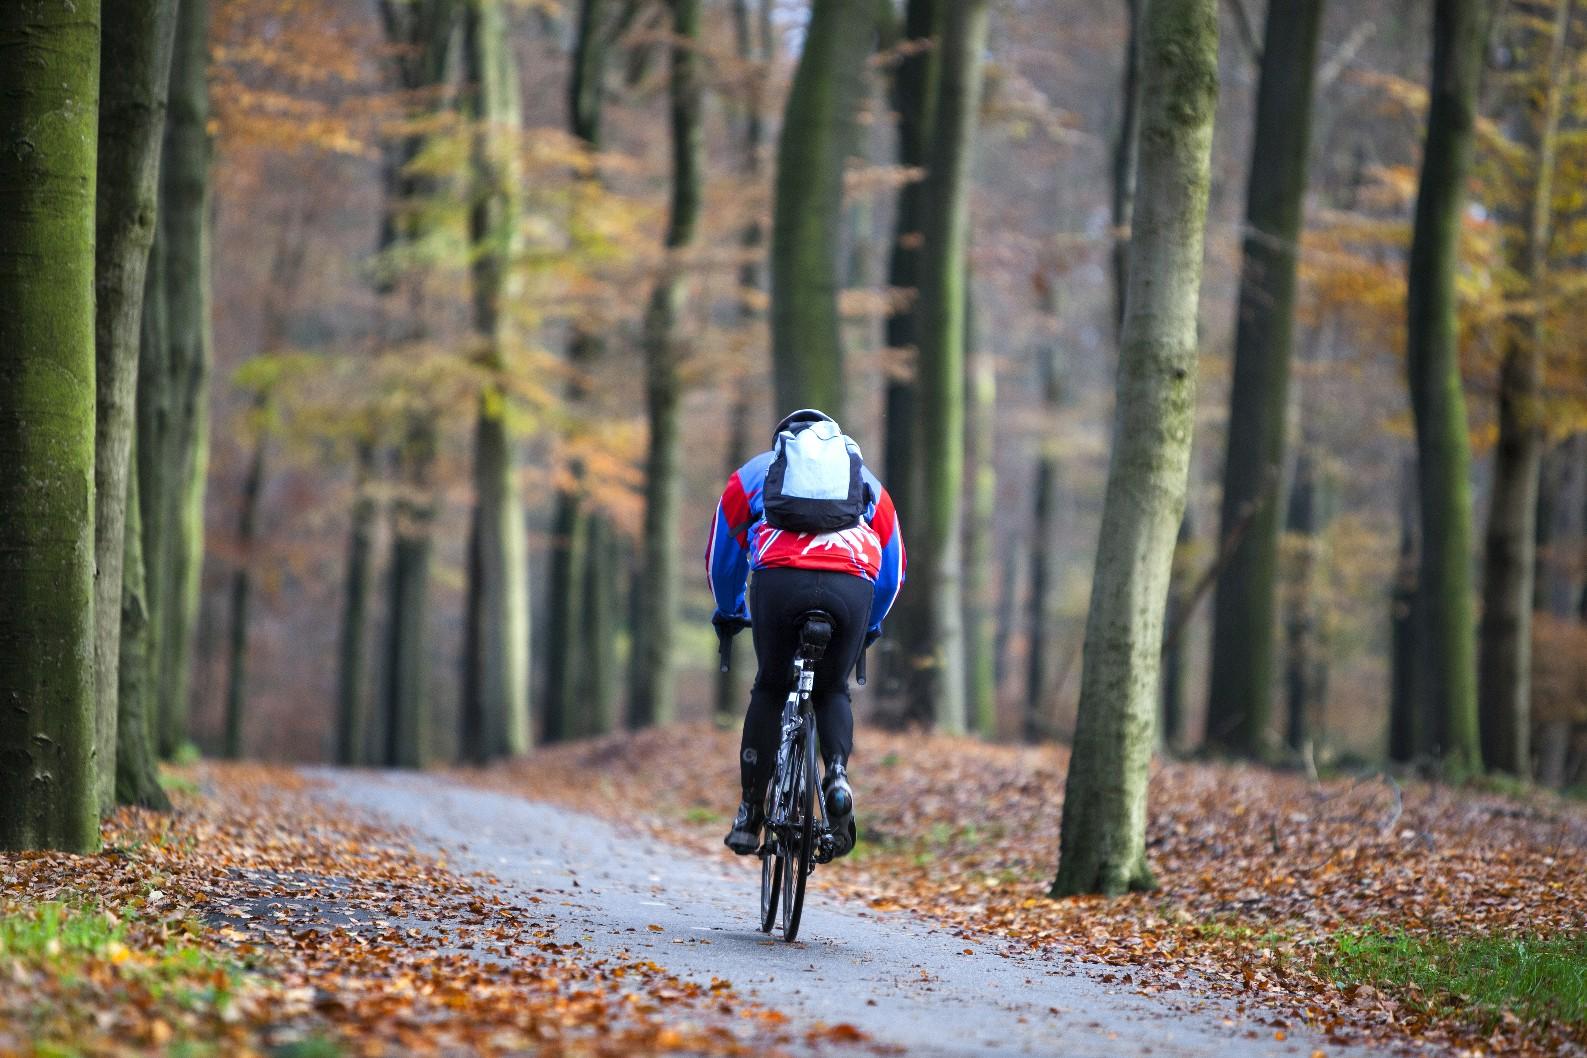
[719,611,863,942]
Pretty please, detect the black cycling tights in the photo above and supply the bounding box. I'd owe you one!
[740,567,873,802]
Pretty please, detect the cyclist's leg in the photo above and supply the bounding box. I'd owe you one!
[741,570,802,803]
[807,571,872,766]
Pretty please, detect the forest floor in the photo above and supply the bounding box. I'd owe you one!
[0,765,829,1057]
[455,724,1587,1058]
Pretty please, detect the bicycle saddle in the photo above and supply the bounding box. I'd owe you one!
[797,610,834,659]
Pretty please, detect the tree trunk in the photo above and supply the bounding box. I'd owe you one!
[0,0,103,852]
[545,0,614,744]
[629,0,703,730]
[1205,0,1326,758]
[1051,0,1218,898]
[1025,323,1063,744]
[1478,0,1571,778]
[964,299,998,737]
[222,415,265,760]
[1282,447,1334,753]
[882,0,944,593]
[580,516,622,736]
[93,0,179,812]
[142,0,213,760]
[116,457,172,810]
[902,0,991,735]
[384,418,436,768]
[1111,0,1143,338]
[1160,509,1195,750]
[1389,454,1422,762]
[769,0,876,418]
[460,0,531,763]
[335,441,376,766]
[1404,0,1492,774]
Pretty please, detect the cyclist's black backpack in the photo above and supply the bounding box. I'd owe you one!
[763,419,866,533]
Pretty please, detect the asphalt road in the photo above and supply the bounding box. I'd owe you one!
[314,770,1379,1058]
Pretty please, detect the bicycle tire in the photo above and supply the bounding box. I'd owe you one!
[782,711,818,942]
[759,849,780,933]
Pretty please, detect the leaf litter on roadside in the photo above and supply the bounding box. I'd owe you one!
[470,724,1587,1058]
[1,764,875,1057]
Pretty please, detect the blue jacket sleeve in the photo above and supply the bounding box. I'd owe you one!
[705,470,753,621]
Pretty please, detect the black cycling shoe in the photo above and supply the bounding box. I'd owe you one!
[824,762,856,858]
[724,800,763,855]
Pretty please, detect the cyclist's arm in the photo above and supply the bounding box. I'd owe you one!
[705,471,753,622]
[867,486,905,636]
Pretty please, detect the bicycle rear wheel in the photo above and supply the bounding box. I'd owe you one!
[781,712,818,942]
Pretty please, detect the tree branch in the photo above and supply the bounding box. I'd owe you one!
[1222,0,1262,67]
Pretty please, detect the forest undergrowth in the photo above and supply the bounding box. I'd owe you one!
[472,725,1587,1057]
[0,766,851,1058]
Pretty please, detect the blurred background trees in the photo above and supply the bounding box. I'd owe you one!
[7,0,1587,885]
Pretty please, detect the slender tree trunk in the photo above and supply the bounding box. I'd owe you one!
[1205,0,1326,757]
[384,417,436,768]
[1025,327,1062,743]
[335,441,376,765]
[1160,509,1195,750]
[579,517,622,736]
[629,0,703,730]
[1389,454,1422,762]
[882,0,944,593]
[545,0,613,743]
[1405,0,1492,773]
[117,457,172,810]
[144,0,213,759]
[902,0,991,735]
[222,414,265,760]
[1111,0,1143,338]
[964,300,998,737]
[1478,0,1571,778]
[93,0,179,811]
[0,0,103,852]
[1052,0,1218,898]
[1282,447,1334,753]
[769,0,876,417]
[460,0,531,763]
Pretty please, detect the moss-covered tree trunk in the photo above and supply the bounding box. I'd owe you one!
[903,0,991,735]
[1205,0,1326,757]
[335,440,376,765]
[141,0,213,760]
[0,0,103,852]
[963,298,998,737]
[1160,508,1195,750]
[93,0,179,811]
[769,0,876,417]
[1051,0,1218,898]
[116,457,172,810]
[1479,0,1571,778]
[1405,0,1492,773]
[222,415,265,759]
[629,0,703,730]
[460,0,530,763]
[544,0,612,744]
[1025,313,1062,744]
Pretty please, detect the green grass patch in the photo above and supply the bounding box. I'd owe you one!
[1319,930,1587,1031]
[159,769,202,796]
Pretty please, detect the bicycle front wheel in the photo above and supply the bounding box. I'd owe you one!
[781,712,818,942]
[759,849,781,933]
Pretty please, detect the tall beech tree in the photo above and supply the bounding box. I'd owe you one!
[1205,0,1325,756]
[882,0,944,534]
[1478,0,1572,777]
[117,457,171,810]
[1052,0,1218,897]
[1025,282,1063,743]
[768,0,878,417]
[904,0,992,734]
[0,0,103,852]
[545,0,617,744]
[95,0,179,808]
[141,0,213,759]
[460,0,531,763]
[375,0,457,768]
[1111,0,1143,335]
[1404,0,1492,773]
[629,0,703,729]
[335,440,376,765]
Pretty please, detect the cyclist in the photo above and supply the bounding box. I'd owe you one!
[705,409,904,859]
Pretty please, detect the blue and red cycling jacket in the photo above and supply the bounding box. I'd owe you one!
[705,450,905,636]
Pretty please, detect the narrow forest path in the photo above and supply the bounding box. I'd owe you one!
[314,770,1383,1058]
